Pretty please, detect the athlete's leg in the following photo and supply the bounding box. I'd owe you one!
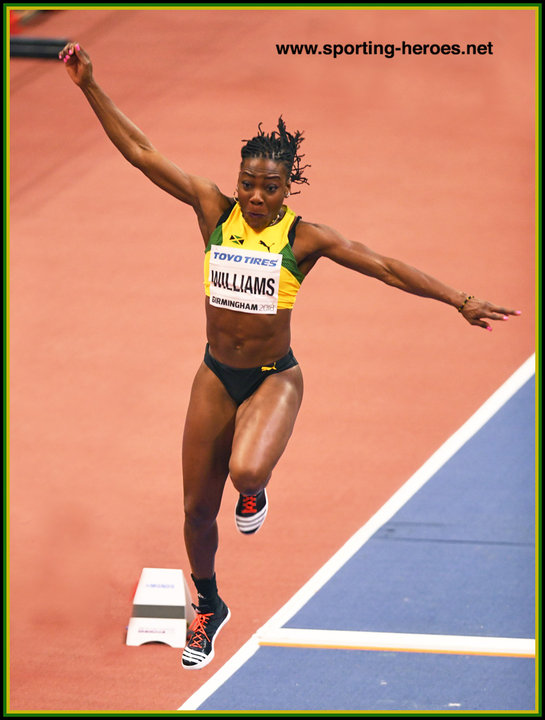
[229,364,304,495]
[182,362,238,579]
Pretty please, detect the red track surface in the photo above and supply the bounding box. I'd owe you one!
[8,8,535,712]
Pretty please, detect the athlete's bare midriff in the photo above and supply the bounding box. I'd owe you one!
[205,300,292,368]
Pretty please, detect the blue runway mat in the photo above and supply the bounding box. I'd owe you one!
[196,373,536,712]
[199,647,534,712]
[284,376,535,638]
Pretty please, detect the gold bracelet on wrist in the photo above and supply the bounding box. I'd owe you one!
[458,294,474,313]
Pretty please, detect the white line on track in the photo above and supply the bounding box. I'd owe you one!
[179,354,536,711]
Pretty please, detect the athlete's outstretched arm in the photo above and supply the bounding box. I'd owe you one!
[59,42,230,232]
[299,222,520,331]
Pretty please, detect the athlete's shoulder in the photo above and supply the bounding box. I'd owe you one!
[199,191,236,240]
[292,219,341,254]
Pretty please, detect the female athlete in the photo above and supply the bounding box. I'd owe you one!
[59,42,520,670]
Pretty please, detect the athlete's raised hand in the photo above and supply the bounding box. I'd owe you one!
[59,42,93,88]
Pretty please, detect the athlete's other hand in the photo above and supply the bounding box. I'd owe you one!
[59,42,93,88]
[460,296,521,332]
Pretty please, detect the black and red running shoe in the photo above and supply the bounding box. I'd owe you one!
[181,600,230,670]
[235,489,268,534]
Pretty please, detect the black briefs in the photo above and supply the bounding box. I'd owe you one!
[203,344,299,405]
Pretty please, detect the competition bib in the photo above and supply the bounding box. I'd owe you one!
[208,245,283,314]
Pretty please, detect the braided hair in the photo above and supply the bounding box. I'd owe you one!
[240,116,310,193]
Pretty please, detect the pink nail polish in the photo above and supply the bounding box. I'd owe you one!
[503,316,509,320]
[75,43,80,51]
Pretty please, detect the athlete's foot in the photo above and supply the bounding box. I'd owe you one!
[181,599,231,670]
[235,489,268,534]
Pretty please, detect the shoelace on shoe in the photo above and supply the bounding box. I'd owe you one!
[241,495,258,514]
[186,609,214,649]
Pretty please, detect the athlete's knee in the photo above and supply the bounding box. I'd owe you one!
[184,497,220,531]
[229,461,270,496]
